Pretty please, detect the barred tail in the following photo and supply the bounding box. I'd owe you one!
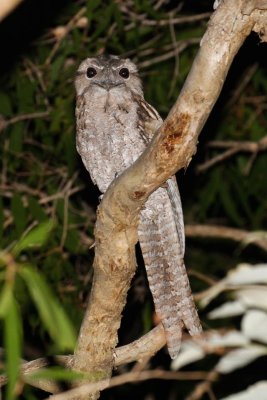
[138,187,202,359]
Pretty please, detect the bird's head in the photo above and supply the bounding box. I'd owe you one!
[75,54,142,97]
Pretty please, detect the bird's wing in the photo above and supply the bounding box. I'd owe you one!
[135,94,185,256]
[166,176,185,257]
[133,93,162,143]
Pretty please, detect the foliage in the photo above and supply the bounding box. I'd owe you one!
[0,0,266,399]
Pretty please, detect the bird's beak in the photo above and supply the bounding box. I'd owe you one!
[94,81,123,91]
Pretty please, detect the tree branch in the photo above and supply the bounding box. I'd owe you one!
[71,1,267,399]
[48,369,210,400]
[197,135,267,173]
[0,0,23,21]
[185,224,267,252]
[0,111,50,133]
[0,325,166,394]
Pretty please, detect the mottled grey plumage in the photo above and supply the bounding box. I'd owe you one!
[75,54,202,358]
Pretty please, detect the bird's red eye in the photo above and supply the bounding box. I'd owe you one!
[119,68,129,79]
[86,67,97,78]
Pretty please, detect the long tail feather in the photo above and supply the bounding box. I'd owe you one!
[138,187,202,359]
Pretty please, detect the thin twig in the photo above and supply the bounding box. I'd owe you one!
[0,324,166,393]
[59,173,79,248]
[124,12,211,27]
[168,15,181,96]
[0,183,82,205]
[138,38,199,68]
[0,111,50,133]
[44,7,86,66]
[197,135,267,173]
[23,58,51,109]
[186,370,219,400]
[47,369,209,400]
[142,12,212,26]
[225,62,259,109]
[185,224,267,251]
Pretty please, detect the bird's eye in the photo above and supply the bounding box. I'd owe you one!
[119,68,129,79]
[86,67,97,78]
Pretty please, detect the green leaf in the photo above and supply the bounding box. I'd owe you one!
[0,92,12,116]
[55,199,65,222]
[64,229,79,253]
[50,55,65,84]
[142,301,152,334]
[9,123,23,153]
[198,170,220,220]
[4,295,22,400]
[90,3,116,41]
[29,366,84,382]
[16,78,35,113]
[0,285,13,318]
[28,196,47,222]
[229,171,253,222]
[11,194,27,236]
[219,182,244,226]
[30,366,105,383]
[87,0,101,19]
[19,265,76,350]
[12,220,54,256]
[0,196,3,242]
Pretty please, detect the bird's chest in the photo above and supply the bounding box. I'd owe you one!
[77,94,146,192]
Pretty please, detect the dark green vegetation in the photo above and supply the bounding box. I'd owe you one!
[0,1,267,399]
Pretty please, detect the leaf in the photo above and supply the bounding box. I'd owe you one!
[237,288,267,311]
[12,220,54,256]
[216,346,267,374]
[198,169,220,220]
[28,196,47,222]
[171,341,205,370]
[9,123,23,153]
[0,196,3,242]
[50,55,65,83]
[142,301,152,334]
[19,265,76,350]
[0,92,12,116]
[220,381,267,400]
[28,366,83,382]
[86,0,101,19]
[219,181,243,226]
[4,295,22,400]
[227,264,267,285]
[64,229,80,252]
[0,285,13,318]
[55,199,65,222]
[199,279,227,308]
[16,77,35,113]
[206,331,249,348]
[90,3,116,41]
[208,300,245,319]
[200,264,267,309]
[11,193,27,236]
[64,130,77,174]
[172,331,249,372]
[228,171,253,222]
[242,310,267,344]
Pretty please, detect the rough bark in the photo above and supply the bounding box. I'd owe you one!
[72,1,267,399]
